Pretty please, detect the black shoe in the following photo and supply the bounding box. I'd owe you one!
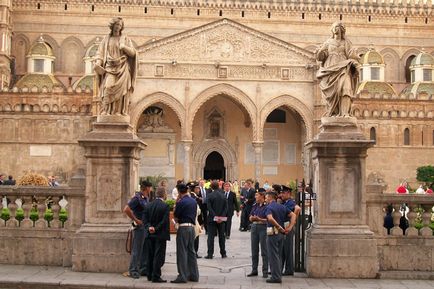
[140,271,147,276]
[247,272,258,277]
[152,278,167,283]
[282,272,294,276]
[129,272,140,279]
[226,236,230,239]
[171,279,187,283]
[221,254,227,258]
[204,255,213,259]
[266,279,282,283]
[196,254,202,258]
[262,273,268,278]
[189,278,199,282]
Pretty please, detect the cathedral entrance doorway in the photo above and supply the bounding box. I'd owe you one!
[203,151,226,180]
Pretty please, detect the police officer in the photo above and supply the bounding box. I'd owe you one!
[280,185,301,276]
[247,188,268,278]
[171,184,199,283]
[264,190,296,283]
[123,180,152,279]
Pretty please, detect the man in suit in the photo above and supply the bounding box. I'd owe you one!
[144,187,170,283]
[239,179,256,231]
[223,182,239,239]
[205,181,228,259]
[198,179,208,233]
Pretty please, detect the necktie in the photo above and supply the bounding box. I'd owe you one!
[226,192,229,199]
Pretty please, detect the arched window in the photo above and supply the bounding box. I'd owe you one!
[405,55,416,83]
[404,128,410,145]
[370,127,376,144]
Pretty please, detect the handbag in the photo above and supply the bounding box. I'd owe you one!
[126,228,133,254]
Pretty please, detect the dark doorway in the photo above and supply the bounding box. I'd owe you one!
[203,151,225,180]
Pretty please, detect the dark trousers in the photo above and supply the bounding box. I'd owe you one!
[146,238,167,281]
[207,221,226,256]
[201,204,208,233]
[194,236,199,254]
[176,227,199,282]
[226,214,233,237]
[266,233,284,281]
[250,224,268,274]
[128,226,147,275]
[282,229,294,274]
[240,205,253,230]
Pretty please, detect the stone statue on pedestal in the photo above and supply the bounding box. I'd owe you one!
[315,22,360,117]
[94,17,137,116]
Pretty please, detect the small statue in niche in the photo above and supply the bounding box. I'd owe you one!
[139,106,173,132]
[210,120,220,137]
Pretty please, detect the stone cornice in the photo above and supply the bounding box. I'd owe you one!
[12,0,434,16]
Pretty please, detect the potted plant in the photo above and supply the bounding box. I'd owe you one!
[165,199,177,234]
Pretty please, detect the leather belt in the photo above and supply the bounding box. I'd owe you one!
[179,223,194,227]
[252,221,266,225]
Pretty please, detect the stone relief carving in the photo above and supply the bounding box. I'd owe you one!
[139,19,312,65]
[139,106,173,133]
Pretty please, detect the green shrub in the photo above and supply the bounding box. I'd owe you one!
[16,208,24,222]
[59,208,68,224]
[44,208,53,223]
[1,208,10,221]
[165,199,176,211]
[30,208,38,222]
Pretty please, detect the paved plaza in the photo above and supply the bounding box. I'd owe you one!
[0,217,433,289]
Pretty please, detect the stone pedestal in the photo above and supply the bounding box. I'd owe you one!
[306,117,378,278]
[73,118,146,272]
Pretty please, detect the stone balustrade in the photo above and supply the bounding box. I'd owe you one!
[0,179,85,266]
[366,187,434,272]
[0,185,85,229]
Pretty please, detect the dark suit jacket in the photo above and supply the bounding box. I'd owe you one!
[206,189,228,223]
[224,191,239,217]
[241,187,256,206]
[143,198,170,241]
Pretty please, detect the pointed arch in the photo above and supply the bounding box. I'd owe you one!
[187,83,257,140]
[60,36,85,74]
[130,92,186,133]
[380,48,400,83]
[11,34,30,76]
[260,94,314,141]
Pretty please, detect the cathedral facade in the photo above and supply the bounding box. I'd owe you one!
[0,0,433,190]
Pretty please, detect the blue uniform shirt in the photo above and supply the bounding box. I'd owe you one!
[174,195,197,225]
[250,202,268,219]
[283,199,296,212]
[265,201,290,228]
[128,192,148,221]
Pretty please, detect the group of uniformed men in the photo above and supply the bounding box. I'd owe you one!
[123,179,300,284]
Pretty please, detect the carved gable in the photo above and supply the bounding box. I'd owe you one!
[138,18,313,65]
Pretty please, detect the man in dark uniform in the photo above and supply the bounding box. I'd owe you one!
[264,191,296,283]
[198,179,208,233]
[143,187,170,283]
[205,180,228,259]
[123,180,152,279]
[280,185,301,276]
[223,182,239,239]
[240,179,255,231]
[171,184,199,283]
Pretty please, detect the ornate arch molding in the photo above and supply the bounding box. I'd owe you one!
[60,36,85,74]
[192,139,238,181]
[187,83,257,141]
[130,92,186,132]
[259,95,314,142]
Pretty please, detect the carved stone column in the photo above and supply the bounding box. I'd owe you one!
[73,118,146,272]
[183,140,192,181]
[252,141,263,183]
[306,117,378,278]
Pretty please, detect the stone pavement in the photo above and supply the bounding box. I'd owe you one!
[1,217,433,289]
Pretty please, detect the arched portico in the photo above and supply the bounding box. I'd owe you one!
[186,83,257,141]
[130,91,185,133]
[259,94,314,142]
